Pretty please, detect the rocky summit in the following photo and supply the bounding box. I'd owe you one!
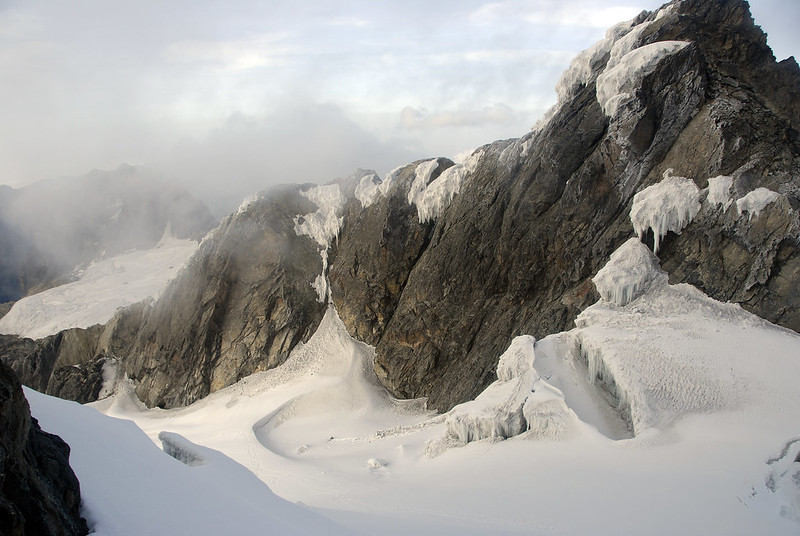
[2,0,799,413]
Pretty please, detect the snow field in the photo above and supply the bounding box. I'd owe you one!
[0,236,198,339]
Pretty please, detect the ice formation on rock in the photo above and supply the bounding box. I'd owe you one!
[706,175,734,210]
[596,41,690,117]
[735,187,781,220]
[293,184,347,302]
[407,151,481,223]
[592,237,667,307]
[354,173,381,208]
[440,335,575,447]
[630,169,701,253]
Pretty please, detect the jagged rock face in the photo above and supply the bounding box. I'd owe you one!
[125,185,327,408]
[329,158,452,346]
[0,303,145,404]
[0,361,87,536]
[329,0,800,411]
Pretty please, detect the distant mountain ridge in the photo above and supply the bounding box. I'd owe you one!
[0,164,215,303]
[2,0,799,414]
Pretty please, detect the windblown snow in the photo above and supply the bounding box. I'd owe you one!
[0,236,198,339]
[630,170,701,253]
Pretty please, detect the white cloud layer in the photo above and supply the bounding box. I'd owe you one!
[0,0,796,211]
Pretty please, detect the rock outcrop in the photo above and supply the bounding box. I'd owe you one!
[123,185,328,408]
[0,361,87,535]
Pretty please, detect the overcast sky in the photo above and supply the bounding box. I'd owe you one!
[1,0,797,211]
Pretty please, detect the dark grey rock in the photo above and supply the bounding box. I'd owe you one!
[124,184,328,408]
[0,361,88,536]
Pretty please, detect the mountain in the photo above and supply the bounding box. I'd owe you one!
[2,0,800,413]
[0,164,215,304]
[2,0,800,533]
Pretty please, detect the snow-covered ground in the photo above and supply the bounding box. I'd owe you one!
[25,242,800,534]
[0,236,198,339]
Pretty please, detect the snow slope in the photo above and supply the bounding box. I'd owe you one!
[32,270,793,535]
[0,236,198,339]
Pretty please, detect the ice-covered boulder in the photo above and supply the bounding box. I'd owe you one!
[593,238,667,307]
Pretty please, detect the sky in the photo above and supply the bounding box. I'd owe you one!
[0,0,797,212]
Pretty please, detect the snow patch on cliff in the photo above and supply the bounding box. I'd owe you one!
[596,40,690,117]
[354,173,381,208]
[408,151,481,223]
[293,184,347,302]
[706,175,734,210]
[630,170,701,253]
[736,187,781,220]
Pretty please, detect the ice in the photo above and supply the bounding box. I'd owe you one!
[706,175,734,210]
[555,21,633,104]
[354,173,381,208]
[407,151,481,223]
[596,40,690,117]
[496,334,536,381]
[293,184,347,302]
[592,237,667,306]
[0,238,198,339]
[630,169,701,253]
[293,184,346,248]
[159,431,206,466]
[735,187,781,220]
[441,335,577,445]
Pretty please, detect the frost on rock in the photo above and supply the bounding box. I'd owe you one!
[593,237,667,307]
[630,170,701,253]
[407,151,481,223]
[436,335,576,450]
[293,184,347,302]
[596,41,690,118]
[706,175,733,210]
[735,187,781,221]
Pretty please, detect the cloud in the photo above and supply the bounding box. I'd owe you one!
[470,1,643,29]
[156,99,419,216]
[164,33,296,71]
[399,104,516,130]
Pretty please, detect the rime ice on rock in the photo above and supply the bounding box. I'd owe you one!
[354,174,381,208]
[440,335,574,448]
[735,187,781,220]
[592,237,667,307]
[630,169,701,253]
[596,41,690,118]
[407,151,481,223]
[706,175,734,210]
[293,184,347,302]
